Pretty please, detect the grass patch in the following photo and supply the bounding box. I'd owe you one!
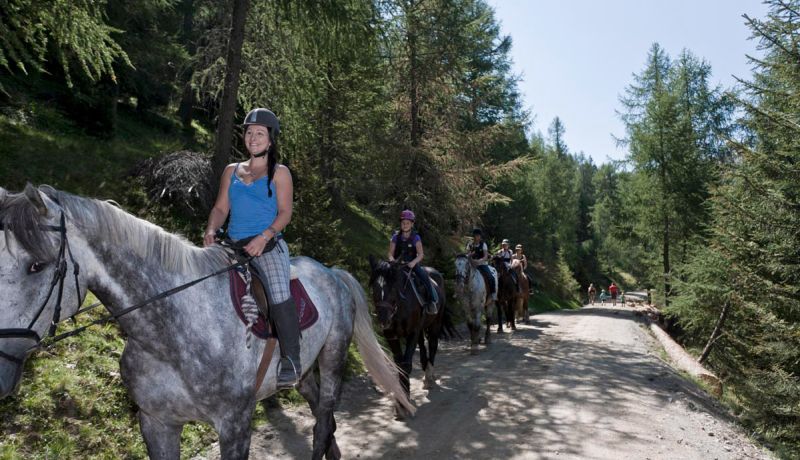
[0,294,150,459]
[340,202,393,280]
[528,291,581,315]
[0,104,190,198]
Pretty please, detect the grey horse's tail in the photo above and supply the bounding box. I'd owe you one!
[333,269,416,416]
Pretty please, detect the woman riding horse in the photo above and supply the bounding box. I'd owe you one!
[387,209,438,315]
[203,108,300,389]
[465,228,497,301]
[495,239,521,293]
[513,243,533,293]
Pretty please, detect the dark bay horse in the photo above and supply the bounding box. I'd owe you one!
[0,185,413,460]
[368,257,446,396]
[492,255,519,332]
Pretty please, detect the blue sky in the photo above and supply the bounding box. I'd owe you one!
[486,0,768,165]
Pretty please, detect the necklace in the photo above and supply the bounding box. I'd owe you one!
[246,161,267,180]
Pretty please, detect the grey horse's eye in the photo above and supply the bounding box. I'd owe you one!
[28,262,46,274]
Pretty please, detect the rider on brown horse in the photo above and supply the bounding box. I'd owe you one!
[513,243,533,293]
[387,209,439,315]
[496,239,522,293]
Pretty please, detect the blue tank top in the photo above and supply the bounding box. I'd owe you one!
[228,164,278,240]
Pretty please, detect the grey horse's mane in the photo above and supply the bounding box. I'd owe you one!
[0,186,225,273]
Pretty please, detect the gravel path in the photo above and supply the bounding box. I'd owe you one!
[202,305,771,459]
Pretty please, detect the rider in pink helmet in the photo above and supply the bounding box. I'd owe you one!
[387,209,439,314]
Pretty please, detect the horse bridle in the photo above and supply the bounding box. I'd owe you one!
[0,212,82,366]
[454,255,471,287]
[0,211,250,370]
[373,264,415,326]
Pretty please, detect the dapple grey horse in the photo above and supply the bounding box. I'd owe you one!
[454,254,496,354]
[0,184,413,459]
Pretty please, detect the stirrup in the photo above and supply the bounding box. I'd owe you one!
[425,302,438,315]
[277,357,300,389]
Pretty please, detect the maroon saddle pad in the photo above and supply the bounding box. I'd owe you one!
[229,270,319,339]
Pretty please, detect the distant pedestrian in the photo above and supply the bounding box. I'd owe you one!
[609,282,619,306]
[599,289,608,306]
[620,291,626,307]
[587,283,596,305]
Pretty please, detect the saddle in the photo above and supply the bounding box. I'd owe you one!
[228,269,318,340]
[477,268,494,293]
[405,268,436,306]
[218,234,318,340]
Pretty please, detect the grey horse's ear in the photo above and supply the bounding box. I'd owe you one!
[23,183,49,216]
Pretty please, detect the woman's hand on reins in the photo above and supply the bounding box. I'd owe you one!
[244,235,270,257]
[203,230,216,247]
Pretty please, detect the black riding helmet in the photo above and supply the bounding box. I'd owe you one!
[472,228,483,236]
[242,108,281,139]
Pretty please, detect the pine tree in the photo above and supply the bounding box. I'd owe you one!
[619,44,732,307]
[671,2,800,452]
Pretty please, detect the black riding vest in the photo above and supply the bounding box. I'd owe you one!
[393,231,418,262]
[470,241,487,260]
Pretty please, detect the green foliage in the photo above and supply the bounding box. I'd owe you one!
[667,1,800,453]
[0,0,130,87]
[617,43,734,305]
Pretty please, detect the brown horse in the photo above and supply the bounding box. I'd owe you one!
[492,256,519,332]
[513,262,530,323]
[368,257,447,397]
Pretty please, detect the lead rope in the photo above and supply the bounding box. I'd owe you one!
[240,269,260,348]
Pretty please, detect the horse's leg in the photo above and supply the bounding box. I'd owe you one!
[217,405,256,460]
[298,344,346,460]
[508,299,517,331]
[496,298,505,333]
[400,333,417,397]
[386,337,407,396]
[298,374,340,460]
[484,303,492,345]
[523,296,530,323]
[468,320,479,354]
[417,331,431,389]
[424,327,439,387]
[139,410,183,460]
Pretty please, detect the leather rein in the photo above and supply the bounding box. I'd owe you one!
[0,213,249,366]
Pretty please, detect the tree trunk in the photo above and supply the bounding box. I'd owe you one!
[649,321,722,396]
[319,60,343,208]
[211,0,250,183]
[407,0,420,148]
[178,0,196,131]
[698,302,729,364]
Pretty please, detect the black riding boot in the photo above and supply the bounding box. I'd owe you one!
[426,285,439,315]
[272,297,301,389]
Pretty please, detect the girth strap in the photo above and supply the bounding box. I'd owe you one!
[0,329,41,342]
[0,349,23,365]
[254,337,278,395]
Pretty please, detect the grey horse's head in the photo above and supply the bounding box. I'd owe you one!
[454,254,472,296]
[0,184,85,398]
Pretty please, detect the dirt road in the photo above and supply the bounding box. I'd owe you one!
[202,305,771,459]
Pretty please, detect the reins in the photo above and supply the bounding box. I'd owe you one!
[36,257,251,351]
[0,212,251,359]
